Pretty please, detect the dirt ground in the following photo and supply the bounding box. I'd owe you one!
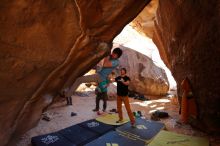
[17,90,220,146]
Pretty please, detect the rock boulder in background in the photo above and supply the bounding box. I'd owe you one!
[116,46,169,96]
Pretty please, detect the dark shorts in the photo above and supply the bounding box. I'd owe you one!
[97,92,108,100]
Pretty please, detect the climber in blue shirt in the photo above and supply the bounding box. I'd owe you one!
[62,47,122,105]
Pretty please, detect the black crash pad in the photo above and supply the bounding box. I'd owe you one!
[116,118,165,143]
[78,119,115,135]
[58,125,99,146]
[31,132,76,146]
[84,131,145,146]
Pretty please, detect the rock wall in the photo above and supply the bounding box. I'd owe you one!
[0,0,150,145]
[131,0,158,38]
[117,46,169,96]
[153,0,220,133]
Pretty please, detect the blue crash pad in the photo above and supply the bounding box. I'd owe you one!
[58,124,99,145]
[85,131,145,146]
[116,118,165,143]
[31,132,76,146]
[78,119,115,135]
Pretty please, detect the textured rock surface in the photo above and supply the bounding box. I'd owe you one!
[131,0,158,38]
[116,46,169,96]
[0,1,150,145]
[153,0,220,133]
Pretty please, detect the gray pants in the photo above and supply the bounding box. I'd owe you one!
[66,73,102,97]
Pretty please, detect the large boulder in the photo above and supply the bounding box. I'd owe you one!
[153,0,220,133]
[125,0,220,133]
[0,1,150,145]
[116,46,169,96]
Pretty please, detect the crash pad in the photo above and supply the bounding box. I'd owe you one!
[31,132,76,146]
[78,119,115,135]
[96,113,129,125]
[84,131,144,146]
[148,130,209,146]
[116,118,165,143]
[58,125,99,146]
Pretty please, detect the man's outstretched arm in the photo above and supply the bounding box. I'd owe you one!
[122,80,130,86]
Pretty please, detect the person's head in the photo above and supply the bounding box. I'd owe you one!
[120,68,127,76]
[111,48,122,59]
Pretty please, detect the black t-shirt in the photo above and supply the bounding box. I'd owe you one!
[115,75,130,96]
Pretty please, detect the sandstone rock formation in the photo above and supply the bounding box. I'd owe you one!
[131,0,158,38]
[0,1,150,145]
[1,1,220,145]
[125,0,220,133]
[116,46,169,96]
[153,1,220,133]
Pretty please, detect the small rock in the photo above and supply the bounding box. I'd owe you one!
[71,112,77,117]
[42,115,51,121]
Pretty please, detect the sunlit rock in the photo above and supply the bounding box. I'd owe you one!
[116,46,169,96]
[131,0,158,38]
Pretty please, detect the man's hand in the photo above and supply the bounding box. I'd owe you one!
[121,79,130,86]
[119,78,124,82]
[95,42,110,58]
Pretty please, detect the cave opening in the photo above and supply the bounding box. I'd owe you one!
[113,24,177,93]
[112,23,178,112]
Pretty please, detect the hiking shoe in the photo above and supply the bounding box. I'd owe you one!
[133,111,139,117]
[116,120,123,123]
[137,111,143,117]
[93,109,99,112]
[71,112,77,117]
[110,108,116,112]
[131,123,136,128]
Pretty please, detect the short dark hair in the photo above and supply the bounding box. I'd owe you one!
[121,68,127,73]
[112,48,122,58]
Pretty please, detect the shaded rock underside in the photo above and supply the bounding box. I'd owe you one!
[153,0,220,133]
[0,0,150,145]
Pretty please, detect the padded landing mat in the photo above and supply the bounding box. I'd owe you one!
[78,119,115,135]
[31,132,76,146]
[148,130,209,146]
[116,118,165,143]
[84,131,144,146]
[58,125,99,146]
[96,113,129,125]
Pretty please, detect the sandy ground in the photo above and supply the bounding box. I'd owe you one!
[17,91,220,146]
